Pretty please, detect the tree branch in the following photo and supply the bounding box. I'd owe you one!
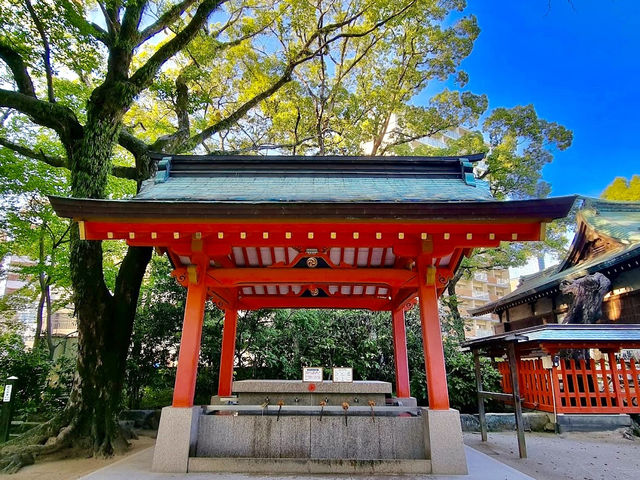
[324,0,416,44]
[137,0,200,46]
[110,165,139,180]
[208,136,315,155]
[117,129,155,185]
[120,2,146,44]
[175,0,415,152]
[129,0,226,92]
[99,2,120,37]
[380,123,457,154]
[118,129,150,159]
[150,69,190,152]
[0,43,36,97]
[0,89,82,141]
[179,68,293,152]
[25,0,55,103]
[0,135,137,179]
[0,136,66,168]
[89,21,110,45]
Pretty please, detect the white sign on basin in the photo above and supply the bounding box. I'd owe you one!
[332,367,353,383]
[302,367,323,382]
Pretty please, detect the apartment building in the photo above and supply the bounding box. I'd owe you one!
[454,268,512,339]
[0,254,77,350]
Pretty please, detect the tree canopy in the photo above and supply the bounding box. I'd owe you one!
[601,175,640,201]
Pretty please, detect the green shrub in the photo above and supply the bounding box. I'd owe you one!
[0,332,75,418]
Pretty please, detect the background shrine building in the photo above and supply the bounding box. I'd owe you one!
[471,198,640,332]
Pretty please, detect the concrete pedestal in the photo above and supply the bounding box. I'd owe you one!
[152,406,201,473]
[423,408,468,475]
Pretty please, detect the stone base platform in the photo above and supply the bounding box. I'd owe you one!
[557,413,631,432]
[188,457,432,474]
[152,406,468,475]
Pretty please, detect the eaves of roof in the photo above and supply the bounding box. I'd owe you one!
[48,195,577,222]
[461,323,640,351]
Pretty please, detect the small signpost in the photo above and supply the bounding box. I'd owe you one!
[0,376,18,443]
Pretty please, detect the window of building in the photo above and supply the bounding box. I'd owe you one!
[474,271,488,282]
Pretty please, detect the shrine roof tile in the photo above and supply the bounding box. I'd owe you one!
[470,242,640,316]
[136,153,492,203]
[580,198,640,244]
[48,153,577,223]
[135,175,494,202]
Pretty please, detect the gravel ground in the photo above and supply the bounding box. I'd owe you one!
[464,430,640,480]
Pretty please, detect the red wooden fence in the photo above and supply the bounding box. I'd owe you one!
[498,358,640,414]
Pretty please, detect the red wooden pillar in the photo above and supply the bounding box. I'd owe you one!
[417,262,450,410]
[172,275,207,407]
[218,309,239,397]
[392,307,411,398]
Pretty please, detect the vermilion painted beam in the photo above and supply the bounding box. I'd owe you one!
[392,288,419,311]
[82,219,544,244]
[417,261,450,410]
[218,309,238,397]
[173,279,207,407]
[392,307,411,398]
[238,296,392,311]
[207,268,417,287]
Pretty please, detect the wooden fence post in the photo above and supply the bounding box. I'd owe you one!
[507,343,527,458]
[473,349,488,442]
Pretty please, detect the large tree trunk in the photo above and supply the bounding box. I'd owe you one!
[65,97,152,454]
[68,237,151,455]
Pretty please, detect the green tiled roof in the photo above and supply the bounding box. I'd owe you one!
[580,198,640,244]
[48,153,576,224]
[136,154,494,203]
[136,176,493,202]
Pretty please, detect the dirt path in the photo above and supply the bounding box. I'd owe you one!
[0,435,155,480]
[464,430,640,480]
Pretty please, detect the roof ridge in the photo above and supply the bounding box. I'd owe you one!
[149,152,487,163]
[581,196,640,212]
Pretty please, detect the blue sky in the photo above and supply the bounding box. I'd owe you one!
[421,1,640,198]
